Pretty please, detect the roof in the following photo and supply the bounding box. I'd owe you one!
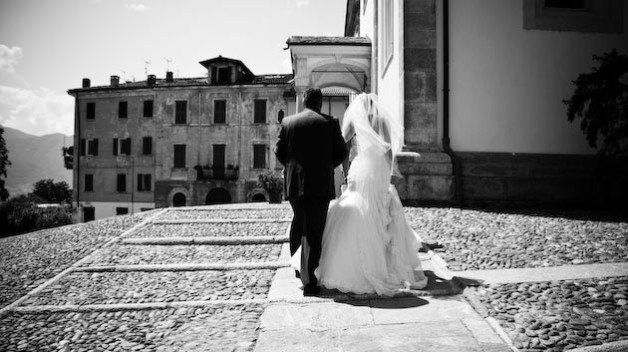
[67,75,293,94]
[286,36,371,46]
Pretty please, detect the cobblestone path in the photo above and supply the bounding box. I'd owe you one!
[0,204,292,352]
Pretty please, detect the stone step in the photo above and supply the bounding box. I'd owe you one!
[74,262,290,272]
[120,236,289,245]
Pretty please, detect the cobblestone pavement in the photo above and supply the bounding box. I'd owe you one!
[1,205,627,351]
[1,205,289,351]
[405,208,628,271]
[0,212,155,308]
[470,277,628,351]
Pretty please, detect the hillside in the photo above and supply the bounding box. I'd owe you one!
[2,126,73,196]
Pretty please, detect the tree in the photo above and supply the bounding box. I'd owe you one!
[0,127,10,201]
[31,179,72,204]
[62,146,74,170]
[564,49,628,158]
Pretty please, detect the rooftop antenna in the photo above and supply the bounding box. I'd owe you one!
[164,57,172,72]
[142,58,151,75]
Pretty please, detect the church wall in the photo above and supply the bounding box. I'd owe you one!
[448,0,628,155]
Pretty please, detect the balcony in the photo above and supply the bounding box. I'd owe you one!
[194,165,239,181]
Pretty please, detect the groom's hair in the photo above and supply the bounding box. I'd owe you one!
[304,88,322,111]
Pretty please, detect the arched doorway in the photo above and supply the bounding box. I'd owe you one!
[173,193,186,207]
[206,187,232,205]
[251,193,266,202]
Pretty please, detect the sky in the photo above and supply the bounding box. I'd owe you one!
[0,0,346,136]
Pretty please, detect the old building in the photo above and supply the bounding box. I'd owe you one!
[69,55,354,221]
[68,57,295,221]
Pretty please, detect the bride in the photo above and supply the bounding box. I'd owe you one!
[292,93,428,295]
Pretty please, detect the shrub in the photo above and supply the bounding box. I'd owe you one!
[0,195,73,237]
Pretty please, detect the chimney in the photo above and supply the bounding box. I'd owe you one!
[110,75,120,87]
[82,78,91,88]
[166,71,174,83]
[147,74,157,86]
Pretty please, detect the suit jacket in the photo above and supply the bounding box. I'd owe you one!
[275,108,348,200]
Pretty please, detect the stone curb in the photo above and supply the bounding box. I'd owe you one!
[11,299,270,314]
[568,340,628,352]
[120,236,289,245]
[463,289,518,352]
[74,262,291,272]
[0,208,169,318]
[151,219,291,224]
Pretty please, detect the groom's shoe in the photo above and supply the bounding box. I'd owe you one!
[303,284,321,297]
[295,270,301,279]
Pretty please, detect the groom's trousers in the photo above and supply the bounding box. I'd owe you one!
[289,196,330,287]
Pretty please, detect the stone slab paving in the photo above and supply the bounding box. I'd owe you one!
[158,208,292,221]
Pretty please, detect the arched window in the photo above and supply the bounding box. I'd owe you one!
[277,110,284,124]
[173,193,186,207]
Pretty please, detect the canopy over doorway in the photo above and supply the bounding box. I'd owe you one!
[286,36,371,111]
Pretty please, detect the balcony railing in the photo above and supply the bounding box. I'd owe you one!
[194,165,239,181]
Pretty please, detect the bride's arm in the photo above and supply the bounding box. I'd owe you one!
[341,121,355,182]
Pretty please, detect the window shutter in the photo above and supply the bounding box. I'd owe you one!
[137,174,143,191]
[80,139,86,156]
[113,138,118,156]
[143,137,152,155]
[93,139,99,156]
[125,138,131,155]
[145,174,151,191]
[117,174,126,192]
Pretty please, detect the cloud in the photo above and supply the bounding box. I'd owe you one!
[0,86,74,136]
[124,4,149,12]
[0,45,23,73]
[296,0,310,8]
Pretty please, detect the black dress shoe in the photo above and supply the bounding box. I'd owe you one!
[303,285,321,297]
[295,270,301,279]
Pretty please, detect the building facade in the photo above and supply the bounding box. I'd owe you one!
[339,0,628,207]
[69,56,352,221]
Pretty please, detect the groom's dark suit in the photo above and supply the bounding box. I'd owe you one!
[275,107,347,292]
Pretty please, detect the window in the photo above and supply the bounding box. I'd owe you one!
[175,100,187,124]
[116,207,129,215]
[142,137,152,155]
[81,138,99,156]
[137,174,152,191]
[117,174,127,192]
[86,103,95,120]
[214,100,226,124]
[118,101,128,118]
[143,100,153,118]
[174,144,186,168]
[254,99,267,123]
[213,144,226,179]
[113,138,131,156]
[84,174,93,192]
[253,144,266,169]
[381,0,394,73]
[217,67,232,84]
[83,207,95,222]
[523,0,624,33]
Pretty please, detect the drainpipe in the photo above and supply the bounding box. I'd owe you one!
[75,92,81,217]
[442,0,463,206]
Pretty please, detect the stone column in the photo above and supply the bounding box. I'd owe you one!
[395,0,454,202]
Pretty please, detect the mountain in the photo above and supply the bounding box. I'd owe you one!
[2,126,73,197]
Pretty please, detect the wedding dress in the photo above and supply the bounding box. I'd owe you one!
[292,93,428,295]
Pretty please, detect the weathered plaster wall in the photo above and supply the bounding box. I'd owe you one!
[449,0,628,154]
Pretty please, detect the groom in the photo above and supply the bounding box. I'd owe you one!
[274,88,348,296]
